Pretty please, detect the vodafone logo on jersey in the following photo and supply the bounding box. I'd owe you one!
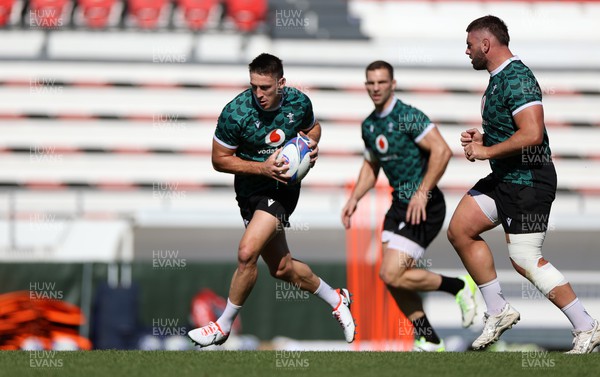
[375,135,389,154]
[265,129,285,147]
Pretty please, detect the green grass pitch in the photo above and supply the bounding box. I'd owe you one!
[1,350,599,377]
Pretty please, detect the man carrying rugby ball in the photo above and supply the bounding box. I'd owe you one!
[188,53,356,347]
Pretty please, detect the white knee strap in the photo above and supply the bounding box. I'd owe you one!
[507,232,566,295]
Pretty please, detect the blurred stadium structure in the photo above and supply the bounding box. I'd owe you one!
[1,0,599,350]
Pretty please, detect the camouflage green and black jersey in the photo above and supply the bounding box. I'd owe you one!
[361,97,435,204]
[214,87,315,197]
[482,57,555,189]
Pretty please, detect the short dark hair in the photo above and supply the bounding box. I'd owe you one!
[466,15,510,46]
[249,53,284,78]
[365,60,394,79]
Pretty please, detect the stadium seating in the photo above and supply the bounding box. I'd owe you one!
[176,0,217,30]
[0,0,15,27]
[29,0,70,29]
[77,0,118,29]
[269,0,366,39]
[127,0,169,29]
[0,0,371,35]
[0,61,599,226]
[225,0,267,32]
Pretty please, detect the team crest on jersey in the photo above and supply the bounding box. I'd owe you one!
[265,129,286,147]
[375,135,389,154]
[286,112,295,124]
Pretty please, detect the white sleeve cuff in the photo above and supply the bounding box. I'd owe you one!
[414,123,435,143]
[512,101,542,116]
[213,135,237,150]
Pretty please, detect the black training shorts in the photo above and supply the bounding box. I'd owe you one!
[471,173,556,234]
[236,186,300,228]
[383,187,446,248]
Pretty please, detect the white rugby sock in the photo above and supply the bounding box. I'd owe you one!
[561,298,595,332]
[313,278,341,308]
[479,278,508,316]
[216,299,241,333]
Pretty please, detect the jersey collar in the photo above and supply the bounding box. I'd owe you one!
[375,97,397,118]
[490,56,520,77]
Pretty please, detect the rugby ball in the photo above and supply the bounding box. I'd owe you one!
[278,136,312,184]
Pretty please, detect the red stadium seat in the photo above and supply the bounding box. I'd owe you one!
[177,0,217,31]
[225,0,266,32]
[0,0,15,27]
[77,0,117,29]
[30,0,69,29]
[127,0,168,29]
